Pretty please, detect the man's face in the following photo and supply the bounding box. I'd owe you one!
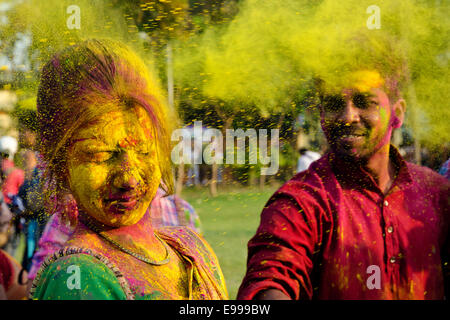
[320,83,396,163]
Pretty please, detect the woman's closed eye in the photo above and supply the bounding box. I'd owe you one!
[85,151,116,162]
[138,150,150,156]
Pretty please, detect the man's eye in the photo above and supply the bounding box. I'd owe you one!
[322,96,345,112]
[353,94,372,109]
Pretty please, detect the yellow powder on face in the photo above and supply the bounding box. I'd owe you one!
[67,105,161,227]
[349,70,385,92]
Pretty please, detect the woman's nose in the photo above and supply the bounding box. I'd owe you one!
[112,152,140,190]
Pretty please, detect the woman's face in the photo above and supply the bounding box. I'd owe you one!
[66,105,161,227]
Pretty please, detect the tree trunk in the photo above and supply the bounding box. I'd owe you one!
[175,162,185,199]
[166,42,174,111]
[210,162,218,197]
[174,161,186,225]
[259,173,266,190]
[209,113,233,196]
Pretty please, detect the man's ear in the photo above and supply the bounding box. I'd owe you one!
[391,98,406,129]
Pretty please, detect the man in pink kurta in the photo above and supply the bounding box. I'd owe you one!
[238,148,449,299]
[238,71,449,300]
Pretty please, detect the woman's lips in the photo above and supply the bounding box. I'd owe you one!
[104,196,139,213]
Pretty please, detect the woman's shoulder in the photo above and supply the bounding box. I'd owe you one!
[157,226,222,272]
[156,226,212,257]
[156,226,228,298]
[30,247,133,300]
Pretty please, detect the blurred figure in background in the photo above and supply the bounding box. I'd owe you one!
[0,136,24,205]
[439,158,450,180]
[15,109,48,273]
[0,192,28,300]
[0,136,24,257]
[0,249,28,300]
[0,192,13,252]
[296,147,321,173]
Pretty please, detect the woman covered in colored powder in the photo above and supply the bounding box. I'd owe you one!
[30,39,227,300]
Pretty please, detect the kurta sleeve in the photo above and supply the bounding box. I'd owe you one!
[31,254,127,300]
[440,182,450,299]
[237,196,319,300]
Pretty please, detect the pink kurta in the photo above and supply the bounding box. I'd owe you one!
[238,147,449,299]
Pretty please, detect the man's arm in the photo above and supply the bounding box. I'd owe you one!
[237,195,320,300]
[0,284,6,300]
[255,289,290,300]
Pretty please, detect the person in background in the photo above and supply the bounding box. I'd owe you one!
[439,158,450,180]
[15,109,49,273]
[0,193,13,252]
[0,136,24,205]
[296,148,321,173]
[0,249,28,300]
[0,136,24,257]
[0,192,28,300]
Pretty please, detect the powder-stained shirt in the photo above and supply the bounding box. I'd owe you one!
[30,227,228,300]
[238,147,450,300]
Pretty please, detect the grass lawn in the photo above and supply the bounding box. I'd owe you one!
[182,184,279,299]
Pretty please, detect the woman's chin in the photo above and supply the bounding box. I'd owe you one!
[90,209,146,228]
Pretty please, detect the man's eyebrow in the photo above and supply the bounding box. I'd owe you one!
[354,92,376,98]
[322,94,345,101]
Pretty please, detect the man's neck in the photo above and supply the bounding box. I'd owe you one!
[364,144,396,194]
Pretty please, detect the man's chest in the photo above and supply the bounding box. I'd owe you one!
[317,188,444,299]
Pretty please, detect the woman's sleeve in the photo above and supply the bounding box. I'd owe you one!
[28,213,73,281]
[31,254,127,300]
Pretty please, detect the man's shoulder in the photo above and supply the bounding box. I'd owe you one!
[277,155,335,199]
[406,161,450,190]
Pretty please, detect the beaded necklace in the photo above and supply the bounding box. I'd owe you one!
[82,215,171,266]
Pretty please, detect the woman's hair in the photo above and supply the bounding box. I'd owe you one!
[36,39,174,204]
